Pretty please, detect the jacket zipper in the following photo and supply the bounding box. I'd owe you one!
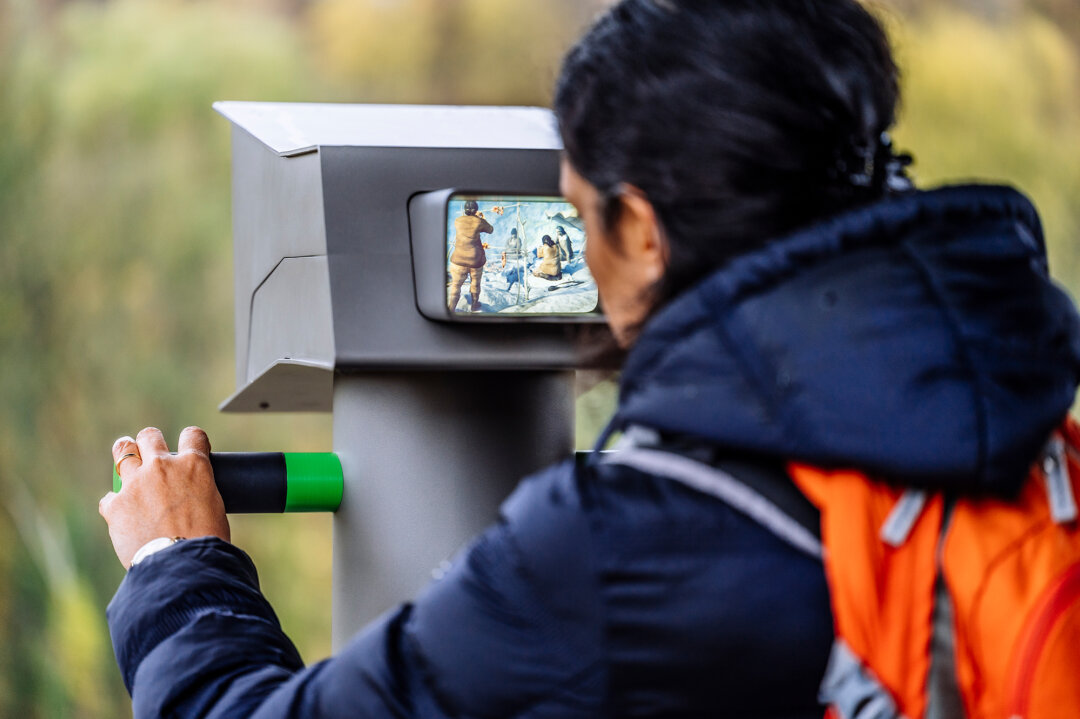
[1005,561,1080,718]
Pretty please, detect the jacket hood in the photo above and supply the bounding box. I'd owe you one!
[610,185,1080,496]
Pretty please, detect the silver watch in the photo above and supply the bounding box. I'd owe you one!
[130,536,184,567]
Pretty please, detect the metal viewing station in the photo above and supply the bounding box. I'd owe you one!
[202,102,599,647]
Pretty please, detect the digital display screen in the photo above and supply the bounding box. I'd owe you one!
[446,194,598,316]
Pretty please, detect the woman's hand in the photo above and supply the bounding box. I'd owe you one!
[99,426,230,569]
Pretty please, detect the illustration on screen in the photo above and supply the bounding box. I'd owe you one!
[446,194,598,316]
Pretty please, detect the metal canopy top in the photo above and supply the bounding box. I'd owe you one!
[213,101,562,157]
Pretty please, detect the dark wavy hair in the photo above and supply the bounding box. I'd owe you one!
[555,0,908,312]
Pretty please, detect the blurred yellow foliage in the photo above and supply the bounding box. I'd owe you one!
[308,0,588,105]
[893,7,1080,284]
[308,0,443,100]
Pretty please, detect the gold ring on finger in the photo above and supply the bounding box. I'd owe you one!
[115,452,139,474]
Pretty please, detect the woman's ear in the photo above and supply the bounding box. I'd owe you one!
[615,185,668,285]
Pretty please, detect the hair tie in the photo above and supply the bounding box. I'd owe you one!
[874,132,915,193]
[832,132,914,194]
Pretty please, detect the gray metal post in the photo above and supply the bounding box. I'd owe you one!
[331,371,575,648]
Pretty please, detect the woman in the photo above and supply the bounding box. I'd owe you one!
[100,1,1080,717]
[447,199,493,312]
[532,234,563,281]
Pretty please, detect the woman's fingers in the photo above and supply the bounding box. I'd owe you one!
[113,436,141,477]
[136,426,170,459]
[114,428,211,479]
[178,426,211,458]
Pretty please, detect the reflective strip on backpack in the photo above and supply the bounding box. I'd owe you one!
[820,640,908,719]
[1042,436,1077,525]
[600,447,823,559]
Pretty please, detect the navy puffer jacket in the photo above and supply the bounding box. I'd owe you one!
[107,185,1080,717]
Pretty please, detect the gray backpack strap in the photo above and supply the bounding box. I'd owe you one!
[600,445,823,560]
[820,641,907,719]
[925,571,965,719]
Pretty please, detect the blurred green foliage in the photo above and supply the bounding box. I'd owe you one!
[0,0,1077,715]
[0,1,335,715]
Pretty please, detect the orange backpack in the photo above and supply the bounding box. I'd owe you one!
[790,419,1080,719]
